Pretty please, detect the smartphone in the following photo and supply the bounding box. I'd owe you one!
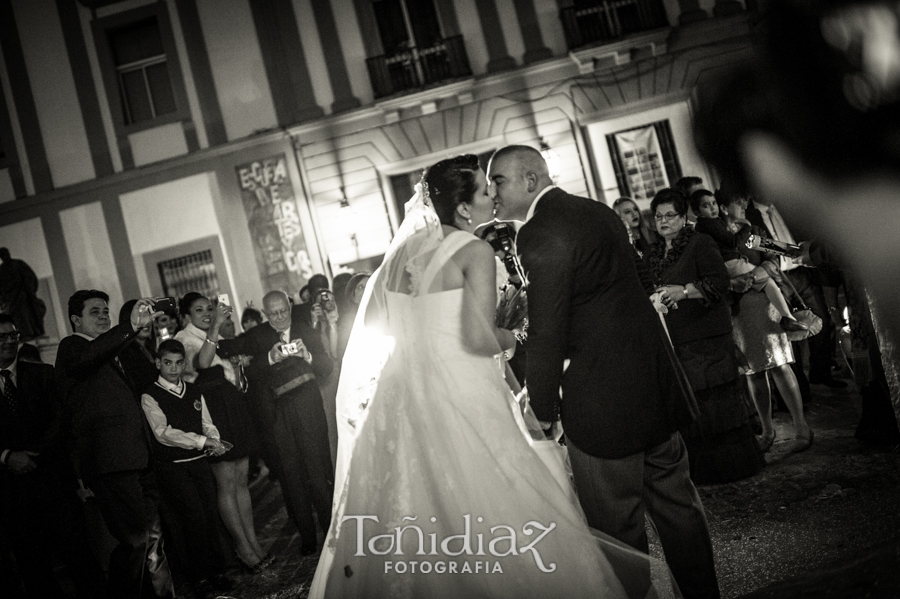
[282,342,299,355]
[217,293,231,307]
[154,297,177,312]
[158,326,171,341]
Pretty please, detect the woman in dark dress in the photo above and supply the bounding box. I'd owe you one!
[175,293,268,573]
[650,189,764,484]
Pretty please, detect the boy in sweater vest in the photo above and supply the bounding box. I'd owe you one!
[141,339,233,597]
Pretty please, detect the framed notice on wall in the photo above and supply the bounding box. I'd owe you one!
[236,155,315,294]
[606,121,682,202]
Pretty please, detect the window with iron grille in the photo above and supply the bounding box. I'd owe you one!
[606,120,681,201]
[108,17,176,125]
[366,0,471,98]
[157,250,220,302]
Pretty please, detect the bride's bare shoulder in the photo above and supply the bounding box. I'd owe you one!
[452,236,494,268]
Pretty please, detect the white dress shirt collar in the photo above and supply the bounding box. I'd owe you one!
[74,332,95,341]
[274,324,291,344]
[156,375,185,396]
[524,185,557,223]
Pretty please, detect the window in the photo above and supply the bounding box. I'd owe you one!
[108,17,176,125]
[560,0,669,50]
[606,120,681,201]
[157,249,220,301]
[93,4,190,134]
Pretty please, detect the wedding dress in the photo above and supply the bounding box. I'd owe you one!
[310,187,677,599]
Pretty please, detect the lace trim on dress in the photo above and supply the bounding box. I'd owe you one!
[650,226,695,281]
[650,227,724,306]
[406,259,425,296]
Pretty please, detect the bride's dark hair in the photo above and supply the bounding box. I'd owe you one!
[423,154,481,226]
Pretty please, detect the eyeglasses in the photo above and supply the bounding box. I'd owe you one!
[0,332,21,342]
[654,212,682,222]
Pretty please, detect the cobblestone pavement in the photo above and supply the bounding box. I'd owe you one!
[187,372,899,599]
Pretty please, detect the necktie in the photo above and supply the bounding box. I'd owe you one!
[1,369,17,413]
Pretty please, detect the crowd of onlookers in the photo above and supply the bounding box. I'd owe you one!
[3,171,900,599]
[0,270,369,599]
[612,176,900,486]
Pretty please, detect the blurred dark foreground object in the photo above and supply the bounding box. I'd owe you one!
[694,0,900,349]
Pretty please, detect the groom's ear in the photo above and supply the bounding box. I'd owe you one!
[455,201,470,220]
[524,170,539,192]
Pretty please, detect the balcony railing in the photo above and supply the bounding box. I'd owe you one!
[561,0,669,50]
[366,35,472,99]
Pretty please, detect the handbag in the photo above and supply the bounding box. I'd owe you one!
[780,272,824,341]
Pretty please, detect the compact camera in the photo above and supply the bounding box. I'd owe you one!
[217,293,231,307]
[282,342,301,355]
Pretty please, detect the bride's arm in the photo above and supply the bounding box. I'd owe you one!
[458,240,517,356]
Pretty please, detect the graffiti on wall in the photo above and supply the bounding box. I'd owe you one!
[237,155,314,293]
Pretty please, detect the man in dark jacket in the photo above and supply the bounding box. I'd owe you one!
[55,291,174,599]
[221,290,334,555]
[1,314,104,598]
[489,145,719,599]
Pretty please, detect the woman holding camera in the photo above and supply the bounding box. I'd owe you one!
[717,194,813,453]
[175,292,269,573]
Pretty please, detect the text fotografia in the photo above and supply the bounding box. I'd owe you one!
[341,514,558,574]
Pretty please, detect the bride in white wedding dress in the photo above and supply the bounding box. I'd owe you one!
[310,155,678,598]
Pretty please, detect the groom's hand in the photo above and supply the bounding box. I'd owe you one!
[538,420,555,440]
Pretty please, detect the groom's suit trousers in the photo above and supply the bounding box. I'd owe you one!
[568,433,720,599]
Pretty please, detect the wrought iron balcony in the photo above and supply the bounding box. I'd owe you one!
[366,35,472,99]
[561,0,669,50]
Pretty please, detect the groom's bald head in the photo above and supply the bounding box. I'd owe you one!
[488,145,553,221]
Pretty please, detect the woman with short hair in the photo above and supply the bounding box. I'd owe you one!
[650,188,764,484]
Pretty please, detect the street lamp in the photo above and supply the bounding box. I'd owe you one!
[540,140,561,183]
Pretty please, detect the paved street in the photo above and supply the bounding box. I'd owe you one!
[186,373,899,599]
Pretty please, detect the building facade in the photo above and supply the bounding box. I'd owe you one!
[0,0,756,357]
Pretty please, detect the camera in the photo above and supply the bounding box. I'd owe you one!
[282,342,300,355]
[217,293,231,307]
[481,221,523,280]
[314,290,336,314]
[154,297,177,313]
[747,236,803,258]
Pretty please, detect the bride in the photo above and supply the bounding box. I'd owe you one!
[310,155,677,598]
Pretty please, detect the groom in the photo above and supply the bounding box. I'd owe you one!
[489,145,720,599]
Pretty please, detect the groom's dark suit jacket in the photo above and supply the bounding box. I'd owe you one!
[517,187,695,459]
